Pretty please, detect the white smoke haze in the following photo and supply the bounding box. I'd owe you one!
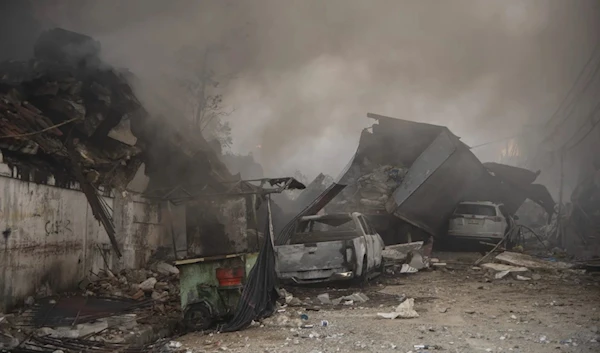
[15,0,600,184]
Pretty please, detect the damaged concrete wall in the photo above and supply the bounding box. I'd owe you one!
[0,161,165,312]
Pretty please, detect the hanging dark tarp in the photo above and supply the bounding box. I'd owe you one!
[221,200,278,332]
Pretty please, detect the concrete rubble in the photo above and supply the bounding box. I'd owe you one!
[1,261,181,351]
[494,251,574,271]
[377,298,419,319]
[481,263,531,280]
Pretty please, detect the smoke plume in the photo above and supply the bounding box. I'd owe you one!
[2,0,599,189]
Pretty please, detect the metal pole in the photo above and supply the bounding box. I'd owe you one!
[266,194,275,247]
[557,147,565,246]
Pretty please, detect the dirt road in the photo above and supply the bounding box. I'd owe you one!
[176,252,600,353]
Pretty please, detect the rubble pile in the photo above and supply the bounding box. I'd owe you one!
[84,262,180,306]
[0,28,145,187]
[356,165,406,209]
[330,164,407,213]
[0,262,181,351]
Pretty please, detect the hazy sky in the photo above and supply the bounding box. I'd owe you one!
[3,0,599,184]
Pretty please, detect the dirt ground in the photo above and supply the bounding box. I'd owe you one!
[176,252,600,353]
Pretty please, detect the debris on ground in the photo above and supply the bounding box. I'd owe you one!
[2,262,181,351]
[481,263,531,280]
[317,293,332,305]
[481,263,530,274]
[331,292,369,305]
[400,264,419,274]
[377,297,419,319]
[382,242,424,263]
[495,251,573,270]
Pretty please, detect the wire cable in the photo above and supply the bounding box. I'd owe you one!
[470,47,600,151]
[543,49,600,142]
[566,115,600,151]
[544,41,600,128]
[469,132,526,150]
[562,98,600,147]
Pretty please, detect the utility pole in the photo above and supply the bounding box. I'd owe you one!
[556,147,565,247]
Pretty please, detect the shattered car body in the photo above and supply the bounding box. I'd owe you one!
[275,212,384,283]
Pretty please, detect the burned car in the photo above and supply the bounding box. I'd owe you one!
[275,212,384,284]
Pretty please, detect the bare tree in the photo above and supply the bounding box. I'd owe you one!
[179,44,235,150]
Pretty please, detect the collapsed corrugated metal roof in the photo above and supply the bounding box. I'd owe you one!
[277,113,555,243]
[466,162,556,216]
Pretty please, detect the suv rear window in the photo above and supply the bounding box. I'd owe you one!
[455,204,497,216]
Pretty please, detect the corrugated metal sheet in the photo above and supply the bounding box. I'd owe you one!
[386,130,487,236]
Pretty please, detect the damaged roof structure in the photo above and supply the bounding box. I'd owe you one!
[0,28,237,257]
[278,113,555,244]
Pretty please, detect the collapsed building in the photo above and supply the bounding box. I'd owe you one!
[279,113,555,245]
[0,28,258,312]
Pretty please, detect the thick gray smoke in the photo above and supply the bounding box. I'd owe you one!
[3,0,599,188]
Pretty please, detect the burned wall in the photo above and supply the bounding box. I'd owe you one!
[185,196,257,258]
[0,158,165,312]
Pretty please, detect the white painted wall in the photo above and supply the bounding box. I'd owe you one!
[0,161,166,311]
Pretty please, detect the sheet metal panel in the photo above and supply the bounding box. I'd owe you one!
[386,130,487,236]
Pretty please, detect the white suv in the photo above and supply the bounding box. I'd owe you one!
[447,201,510,243]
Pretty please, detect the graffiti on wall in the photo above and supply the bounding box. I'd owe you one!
[45,220,73,236]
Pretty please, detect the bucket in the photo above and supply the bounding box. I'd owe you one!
[215,267,244,287]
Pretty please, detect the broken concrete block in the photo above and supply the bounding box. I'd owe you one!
[138,277,157,292]
[288,297,303,307]
[317,293,331,305]
[495,270,510,279]
[495,252,573,270]
[482,263,530,279]
[151,291,169,301]
[155,282,169,291]
[408,250,429,270]
[132,289,145,300]
[155,262,179,276]
[377,298,419,319]
[341,292,369,303]
[106,314,138,331]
